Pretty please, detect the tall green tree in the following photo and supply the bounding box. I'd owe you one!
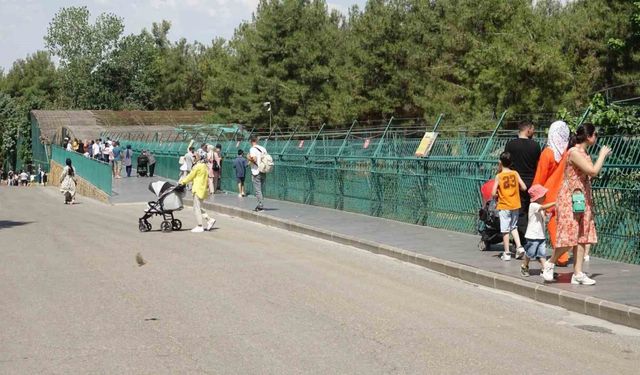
[44,6,124,108]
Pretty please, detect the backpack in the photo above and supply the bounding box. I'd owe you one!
[255,146,274,174]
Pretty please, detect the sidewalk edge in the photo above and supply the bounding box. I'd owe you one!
[195,199,640,330]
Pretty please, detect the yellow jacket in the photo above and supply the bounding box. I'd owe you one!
[179,162,209,200]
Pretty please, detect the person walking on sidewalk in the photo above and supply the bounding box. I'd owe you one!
[504,121,541,245]
[179,151,216,233]
[520,184,555,279]
[233,149,249,197]
[542,123,612,285]
[491,151,527,261]
[532,121,572,267]
[123,145,133,177]
[248,136,267,212]
[147,150,156,177]
[59,158,77,204]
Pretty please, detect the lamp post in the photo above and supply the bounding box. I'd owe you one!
[263,101,272,134]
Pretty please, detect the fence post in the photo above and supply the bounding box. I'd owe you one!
[479,111,507,161]
[577,106,591,126]
[335,120,357,210]
[304,124,326,205]
[373,117,395,158]
[432,113,444,133]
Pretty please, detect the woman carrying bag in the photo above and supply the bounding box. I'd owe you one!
[59,158,77,205]
[542,123,611,285]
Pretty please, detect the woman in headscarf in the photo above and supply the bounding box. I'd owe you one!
[59,158,77,204]
[532,121,571,266]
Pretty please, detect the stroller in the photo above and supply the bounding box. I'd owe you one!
[477,179,503,251]
[139,181,185,232]
[137,153,149,177]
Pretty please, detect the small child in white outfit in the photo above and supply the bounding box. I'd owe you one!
[521,184,555,280]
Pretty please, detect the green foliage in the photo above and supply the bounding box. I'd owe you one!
[0,0,637,134]
[45,6,125,108]
[590,94,640,135]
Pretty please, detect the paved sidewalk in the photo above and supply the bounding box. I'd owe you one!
[112,177,640,328]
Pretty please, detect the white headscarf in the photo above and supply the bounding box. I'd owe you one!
[547,121,570,162]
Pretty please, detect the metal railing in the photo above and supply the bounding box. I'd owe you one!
[104,116,640,265]
[51,145,113,195]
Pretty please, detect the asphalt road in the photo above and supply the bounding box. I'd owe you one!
[1,186,639,374]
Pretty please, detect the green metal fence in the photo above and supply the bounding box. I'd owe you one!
[105,116,640,265]
[51,145,112,195]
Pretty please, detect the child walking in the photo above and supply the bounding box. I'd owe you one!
[233,149,249,197]
[491,152,527,261]
[521,184,555,280]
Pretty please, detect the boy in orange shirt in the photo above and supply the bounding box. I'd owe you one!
[491,152,527,261]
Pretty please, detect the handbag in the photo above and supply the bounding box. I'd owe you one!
[572,190,586,213]
[563,148,586,214]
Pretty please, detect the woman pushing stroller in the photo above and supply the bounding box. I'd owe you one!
[178,150,216,233]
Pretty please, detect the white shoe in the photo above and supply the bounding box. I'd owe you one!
[500,252,511,261]
[542,263,555,282]
[584,255,590,262]
[206,218,216,231]
[191,226,204,233]
[238,194,243,197]
[515,246,525,259]
[571,272,596,285]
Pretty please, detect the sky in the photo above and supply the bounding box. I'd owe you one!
[0,0,367,71]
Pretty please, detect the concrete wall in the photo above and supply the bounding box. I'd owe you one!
[49,160,110,204]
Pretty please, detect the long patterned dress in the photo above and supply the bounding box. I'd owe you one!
[555,146,597,247]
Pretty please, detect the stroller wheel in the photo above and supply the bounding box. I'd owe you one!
[172,219,182,231]
[161,220,173,233]
[139,220,151,232]
[478,240,488,251]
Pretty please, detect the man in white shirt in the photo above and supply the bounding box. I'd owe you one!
[92,141,101,160]
[180,147,195,190]
[248,136,267,212]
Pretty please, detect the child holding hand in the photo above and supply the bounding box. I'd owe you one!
[521,184,555,280]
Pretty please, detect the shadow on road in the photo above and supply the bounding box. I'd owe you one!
[0,220,33,230]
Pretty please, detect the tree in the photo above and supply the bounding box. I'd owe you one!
[0,93,25,169]
[44,6,124,108]
[2,51,59,107]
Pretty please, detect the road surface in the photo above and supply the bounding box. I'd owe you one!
[1,186,639,374]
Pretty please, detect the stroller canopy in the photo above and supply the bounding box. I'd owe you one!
[480,179,495,204]
[149,181,175,197]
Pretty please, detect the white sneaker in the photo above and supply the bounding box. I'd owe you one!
[500,252,511,261]
[238,194,243,197]
[191,226,204,233]
[206,218,216,231]
[515,246,525,259]
[571,272,596,285]
[542,263,555,282]
[584,255,590,262]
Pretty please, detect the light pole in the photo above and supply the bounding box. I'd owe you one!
[263,101,272,134]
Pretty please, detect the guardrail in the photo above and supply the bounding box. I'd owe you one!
[107,124,640,265]
[51,145,113,195]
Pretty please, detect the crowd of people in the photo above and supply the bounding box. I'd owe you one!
[491,121,611,286]
[1,167,47,187]
[178,135,271,232]
[62,137,156,178]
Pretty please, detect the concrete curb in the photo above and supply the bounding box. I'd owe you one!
[188,198,640,330]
